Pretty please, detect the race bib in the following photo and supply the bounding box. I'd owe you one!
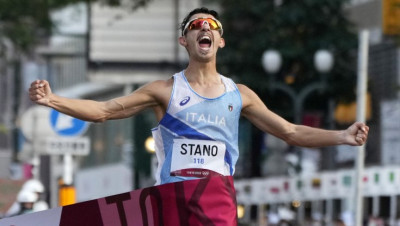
[170,139,227,178]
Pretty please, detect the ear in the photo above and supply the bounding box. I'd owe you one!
[218,38,225,48]
[179,36,187,47]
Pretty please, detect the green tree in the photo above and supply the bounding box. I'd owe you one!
[218,0,358,110]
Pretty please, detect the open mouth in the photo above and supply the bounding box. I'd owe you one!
[198,36,212,49]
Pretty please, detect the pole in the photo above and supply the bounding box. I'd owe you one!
[59,153,76,206]
[32,109,41,179]
[63,153,73,185]
[354,30,369,226]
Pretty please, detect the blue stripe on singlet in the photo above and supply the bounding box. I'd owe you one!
[160,113,211,140]
[225,154,233,175]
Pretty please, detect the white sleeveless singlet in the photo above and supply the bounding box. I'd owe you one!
[151,71,242,185]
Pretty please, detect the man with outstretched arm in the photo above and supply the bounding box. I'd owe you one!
[29,7,368,225]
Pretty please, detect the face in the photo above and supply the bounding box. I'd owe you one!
[179,13,225,62]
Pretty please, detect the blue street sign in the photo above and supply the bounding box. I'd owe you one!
[50,109,89,137]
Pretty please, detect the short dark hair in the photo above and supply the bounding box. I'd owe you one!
[180,7,220,36]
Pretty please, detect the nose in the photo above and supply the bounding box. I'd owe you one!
[201,21,211,31]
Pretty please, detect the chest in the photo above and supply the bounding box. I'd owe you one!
[188,83,226,99]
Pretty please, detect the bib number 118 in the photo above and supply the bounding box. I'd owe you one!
[193,158,204,164]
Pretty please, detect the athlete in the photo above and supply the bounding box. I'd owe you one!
[29,7,369,186]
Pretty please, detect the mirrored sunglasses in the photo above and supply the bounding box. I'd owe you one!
[182,17,223,36]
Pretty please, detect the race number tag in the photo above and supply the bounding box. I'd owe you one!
[170,139,227,178]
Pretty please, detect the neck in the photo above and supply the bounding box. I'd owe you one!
[184,60,219,84]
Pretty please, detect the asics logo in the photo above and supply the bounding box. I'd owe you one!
[180,96,191,106]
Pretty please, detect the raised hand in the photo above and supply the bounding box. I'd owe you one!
[29,80,52,106]
[345,122,369,146]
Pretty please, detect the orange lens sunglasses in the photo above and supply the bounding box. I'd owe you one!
[182,17,223,36]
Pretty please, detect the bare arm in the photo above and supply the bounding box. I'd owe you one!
[29,79,171,122]
[238,84,369,147]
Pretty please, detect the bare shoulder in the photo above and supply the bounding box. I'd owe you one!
[137,77,174,105]
[236,83,253,95]
[144,77,173,89]
[236,83,259,108]
[138,77,173,94]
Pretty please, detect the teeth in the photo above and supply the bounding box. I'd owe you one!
[199,36,211,41]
